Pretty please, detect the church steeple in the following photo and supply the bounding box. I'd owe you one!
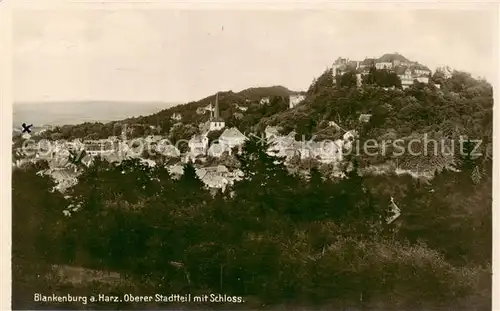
[214,92,220,119]
[208,91,225,132]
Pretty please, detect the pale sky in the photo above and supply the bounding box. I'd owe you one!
[13,8,497,103]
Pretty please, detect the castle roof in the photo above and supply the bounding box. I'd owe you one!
[361,58,376,65]
[377,53,410,63]
[411,63,431,71]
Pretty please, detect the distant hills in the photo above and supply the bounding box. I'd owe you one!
[236,85,299,99]
[13,101,179,129]
[12,85,300,141]
[13,86,299,130]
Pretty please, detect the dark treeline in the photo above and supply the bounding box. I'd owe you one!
[13,135,491,309]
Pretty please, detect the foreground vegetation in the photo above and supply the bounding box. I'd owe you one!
[13,136,491,309]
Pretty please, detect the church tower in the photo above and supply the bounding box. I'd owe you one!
[214,92,220,119]
[209,92,225,131]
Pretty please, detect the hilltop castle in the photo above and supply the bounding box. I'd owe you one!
[332,53,432,89]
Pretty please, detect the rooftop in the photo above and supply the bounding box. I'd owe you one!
[219,127,247,140]
[377,53,411,63]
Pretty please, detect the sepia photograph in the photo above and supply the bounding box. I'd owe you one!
[9,3,496,310]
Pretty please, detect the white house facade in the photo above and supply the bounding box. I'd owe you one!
[289,94,305,109]
[218,127,247,154]
[188,134,209,157]
[375,62,393,70]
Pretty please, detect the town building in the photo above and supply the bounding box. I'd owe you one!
[359,58,375,69]
[145,135,163,143]
[311,140,344,164]
[331,54,434,89]
[195,165,244,192]
[416,76,430,84]
[83,140,116,156]
[171,113,182,121]
[260,97,270,105]
[156,142,181,157]
[397,67,414,89]
[289,94,305,109]
[342,130,358,151]
[188,134,209,157]
[414,68,431,76]
[436,66,453,79]
[37,167,80,193]
[359,114,372,123]
[265,126,281,141]
[328,121,341,130]
[332,57,350,78]
[375,62,393,70]
[207,142,227,158]
[356,73,363,87]
[235,104,248,112]
[347,60,360,70]
[218,127,248,154]
[167,164,184,178]
[266,133,299,160]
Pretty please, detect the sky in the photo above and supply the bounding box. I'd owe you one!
[13,7,498,104]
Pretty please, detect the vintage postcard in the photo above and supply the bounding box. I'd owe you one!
[3,1,498,310]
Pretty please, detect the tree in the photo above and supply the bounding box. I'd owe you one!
[332,159,379,230]
[338,70,358,88]
[362,66,377,85]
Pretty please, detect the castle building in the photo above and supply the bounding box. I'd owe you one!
[289,94,306,109]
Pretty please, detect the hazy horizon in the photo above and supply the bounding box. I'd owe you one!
[13,100,181,105]
[12,84,300,105]
[13,101,175,127]
[13,8,497,104]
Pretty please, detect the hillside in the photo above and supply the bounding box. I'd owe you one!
[258,67,492,138]
[33,85,299,141]
[236,85,300,99]
[26,57,493,175]
[255,67,493,171]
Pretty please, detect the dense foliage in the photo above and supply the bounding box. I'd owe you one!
[13,137,491,309]
[260,70,491,138]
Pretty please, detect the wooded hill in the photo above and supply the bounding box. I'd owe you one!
[34,85,301,141]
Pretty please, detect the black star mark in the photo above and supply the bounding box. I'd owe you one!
[21,123,33,133]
